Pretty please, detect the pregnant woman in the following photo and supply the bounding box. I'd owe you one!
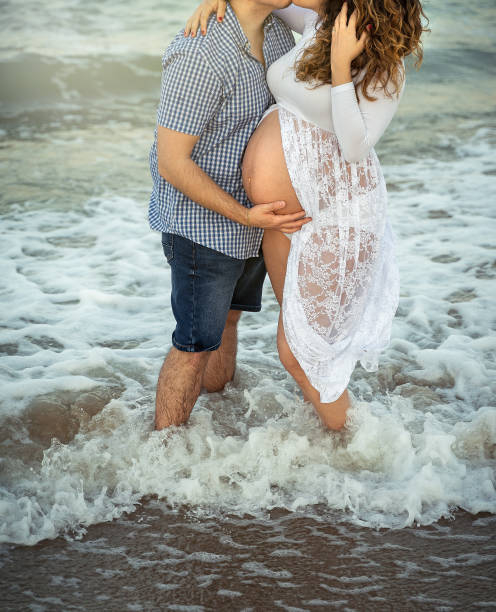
[186,0,427,429]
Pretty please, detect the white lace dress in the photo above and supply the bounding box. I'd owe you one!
[269,5,404,402]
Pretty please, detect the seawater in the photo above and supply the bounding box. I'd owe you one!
[1,0,495,609]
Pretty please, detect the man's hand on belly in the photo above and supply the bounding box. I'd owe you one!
[247,201,311,234]
[157,125,311,231]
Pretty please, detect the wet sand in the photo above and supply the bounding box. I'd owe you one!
[2,505,495,611]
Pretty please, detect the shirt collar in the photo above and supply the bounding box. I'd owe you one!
[223,3,274,53]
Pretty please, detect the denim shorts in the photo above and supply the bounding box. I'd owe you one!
[161,232,266,352]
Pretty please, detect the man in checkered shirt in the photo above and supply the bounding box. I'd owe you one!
[149,0,310,430]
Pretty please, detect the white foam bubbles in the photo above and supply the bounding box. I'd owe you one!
[2,389,495,545]
[1,122,495,547]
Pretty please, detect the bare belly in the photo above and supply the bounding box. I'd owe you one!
[242,110,303,215]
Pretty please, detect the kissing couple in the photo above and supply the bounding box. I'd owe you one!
[149,0,426,431]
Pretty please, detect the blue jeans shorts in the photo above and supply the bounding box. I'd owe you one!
[161,232,266,353]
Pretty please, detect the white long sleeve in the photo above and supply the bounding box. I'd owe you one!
[266,14,405,163]
[272,4,315,34]
[330,70,405,163]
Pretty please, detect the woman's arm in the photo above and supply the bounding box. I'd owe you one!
[184,0,226,37]
[329,2,403,163]
[331,72,405,163]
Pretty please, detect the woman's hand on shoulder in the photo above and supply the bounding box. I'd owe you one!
[184,0,227,37]
[331,2,369,78]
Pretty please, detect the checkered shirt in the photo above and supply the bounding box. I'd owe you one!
[148,4,295,259]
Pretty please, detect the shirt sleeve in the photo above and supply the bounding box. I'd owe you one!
[272,4,313,34]
[156,50,223,136]
[331,66,406,163]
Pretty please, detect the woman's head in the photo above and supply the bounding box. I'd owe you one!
[295,0,429,99]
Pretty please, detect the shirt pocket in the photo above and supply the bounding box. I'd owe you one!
[161,232,174,264]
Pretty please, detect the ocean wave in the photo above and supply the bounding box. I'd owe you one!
[0,53,160,114]
[1,392,495,546]
[0,156,495,544]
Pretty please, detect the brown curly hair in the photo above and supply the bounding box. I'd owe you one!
[295,0,429,101]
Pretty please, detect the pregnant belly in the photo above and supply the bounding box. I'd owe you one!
[242,110,303,215]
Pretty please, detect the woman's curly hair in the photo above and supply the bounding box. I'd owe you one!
[295,0,429,100]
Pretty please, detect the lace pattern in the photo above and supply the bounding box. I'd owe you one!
[278,107,400,402]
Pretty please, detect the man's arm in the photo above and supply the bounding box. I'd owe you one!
[157,126,310,233]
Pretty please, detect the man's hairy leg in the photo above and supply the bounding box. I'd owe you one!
[203,310,241,392]
[155,347,210,429]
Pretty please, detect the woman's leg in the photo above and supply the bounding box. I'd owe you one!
[277,314,350,430]
[263,230,351,431]
[262,229,289,307]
